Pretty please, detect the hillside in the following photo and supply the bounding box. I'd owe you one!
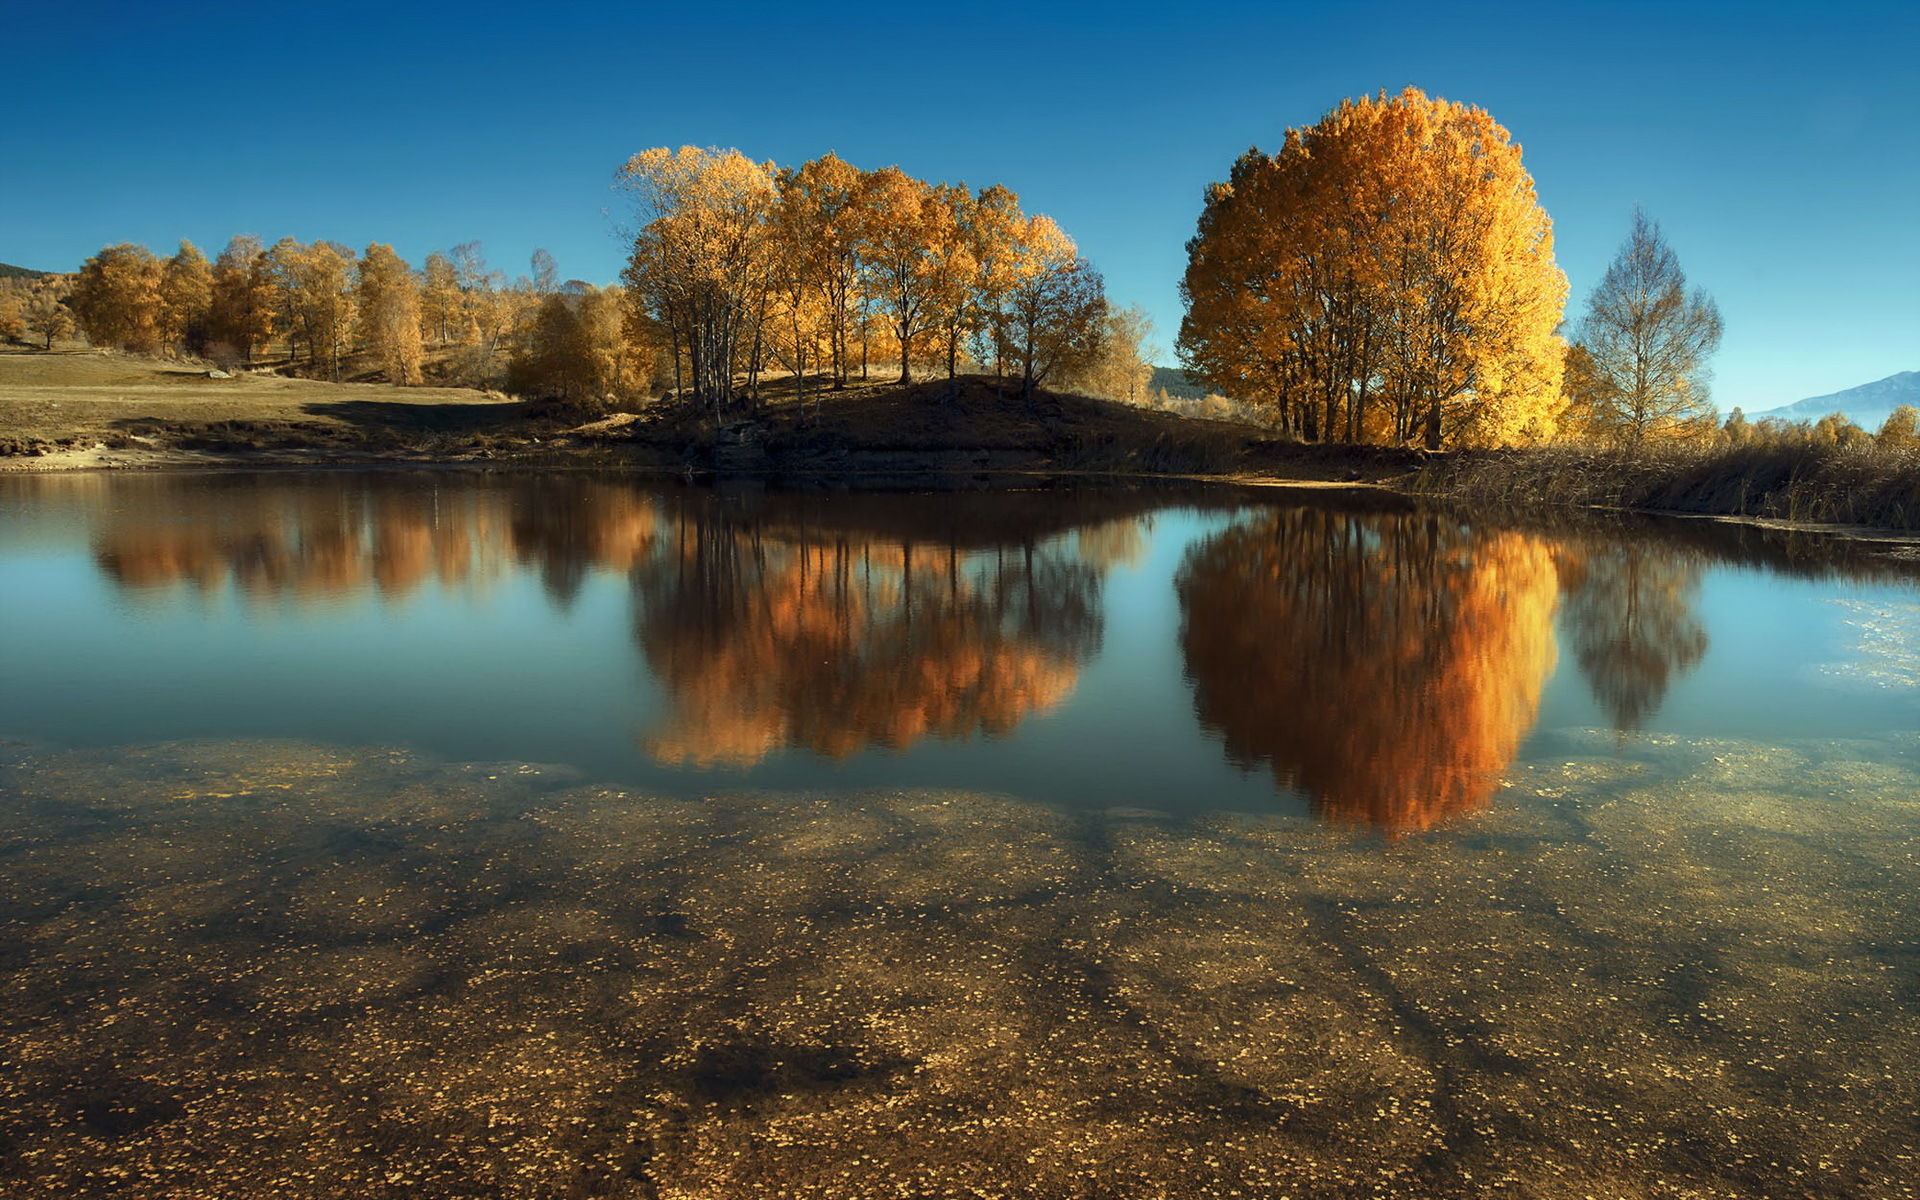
[1753,370,1920,430]
[1149,365,1209,399]
[0,262,54,281]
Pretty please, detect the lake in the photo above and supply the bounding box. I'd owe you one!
[2,470,1917,1198]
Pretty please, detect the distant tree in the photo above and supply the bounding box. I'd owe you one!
[1878,405,1920,450]
[273,240,357,381]
[70,244,165,353]
[1067,302,1157,403]
[1571,207,1723,446]
[1720,406,1751,445]
[994,214,1107,400]
[509,286,649,408]
[160,240,214,355]
[0,285,25,343]
[209,235,275,364]
[356,243,424,385]
[859,166,941,385]
[25,280,73,349]
[1812,412,1869,449]
[530,248,559,296]
[421,251,460,345]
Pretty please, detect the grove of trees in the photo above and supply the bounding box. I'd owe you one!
[45,235,639,401]
[617,146,1112,416]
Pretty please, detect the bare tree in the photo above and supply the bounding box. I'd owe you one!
[1572,207,1723,445]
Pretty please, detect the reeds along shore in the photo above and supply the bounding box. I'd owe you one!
[1413,439,1920,531]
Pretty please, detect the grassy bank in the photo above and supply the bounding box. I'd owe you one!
[0,346,1415,484]
[1413,440,1920,532]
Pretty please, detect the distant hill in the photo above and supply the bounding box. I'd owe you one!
[1150,366,1209,399]
[0,262,54,281]
[1751,370,1920,431]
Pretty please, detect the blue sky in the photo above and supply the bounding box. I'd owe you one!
[6,0,1915,411]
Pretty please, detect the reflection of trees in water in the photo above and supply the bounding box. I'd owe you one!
[1178,509,1558,833]
[1554,545,1708,735]
[92,479,509,601]
[632,505,1104,766]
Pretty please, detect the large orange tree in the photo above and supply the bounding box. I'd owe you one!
[1178,88,1568,448]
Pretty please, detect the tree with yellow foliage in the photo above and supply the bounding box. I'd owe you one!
[23,279,75,349]
[618,145,778,414]
[991,214,1107,400]
[159,241,213,355]
[209,235,275,364]
[356,243,424,385]
[1179,88,1567,448]
[70,244,165,354]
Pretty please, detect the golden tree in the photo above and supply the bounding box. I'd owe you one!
[858,166,942,384]
[159,240,213,355]
[1066,302,1157,403]
[22,278,75,349]
[356,243,424,385]
[209,235,275,364]
[1178,88,1567,448]
[69,244,165,353]
[618,145,778,414]
[509,286,650,408]
[420,251,460,346]
[991,214,1107,400]
[781,152,866,390]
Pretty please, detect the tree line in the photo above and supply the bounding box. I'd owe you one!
[12,147,1150,417]
[21,236,649,400]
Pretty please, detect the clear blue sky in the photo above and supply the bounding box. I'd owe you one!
[6,0,1915,412]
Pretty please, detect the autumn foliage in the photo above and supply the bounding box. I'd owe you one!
[1179,88,1568,449]
[618,147,1108,415]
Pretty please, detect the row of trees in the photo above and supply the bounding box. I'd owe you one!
[47,236,634,394]
[617,147,1116,413]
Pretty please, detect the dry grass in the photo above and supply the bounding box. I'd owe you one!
[0,346,565,467]
[1413,441,1920,532]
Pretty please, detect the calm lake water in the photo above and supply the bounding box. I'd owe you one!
[2,471,1917,1198]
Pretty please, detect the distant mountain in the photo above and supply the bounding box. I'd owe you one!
[1150,366,1209,399]
[1751,371,1920,431]
[0,262,53,281]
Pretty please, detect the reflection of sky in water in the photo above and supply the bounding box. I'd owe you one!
[2,473,1918,822]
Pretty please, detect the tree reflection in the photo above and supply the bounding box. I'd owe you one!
[1177,509,1559,833]
[632,499,1105,766]
[1555,545,1708,736]
[92,480,504,602]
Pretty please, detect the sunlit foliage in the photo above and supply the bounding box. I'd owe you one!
[1179,88,1568,448]
[618,145,1109,414]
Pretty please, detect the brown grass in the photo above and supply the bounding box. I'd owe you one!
[1414,441,1920,531]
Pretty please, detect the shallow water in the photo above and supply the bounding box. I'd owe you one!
[2,472,1918,1197]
